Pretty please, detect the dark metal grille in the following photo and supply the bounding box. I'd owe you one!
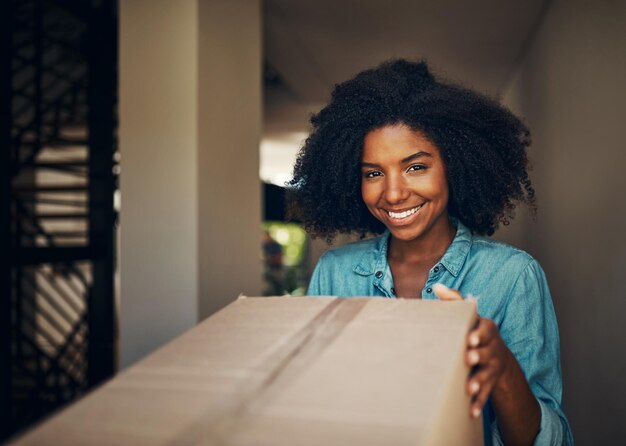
[3,0,118,440]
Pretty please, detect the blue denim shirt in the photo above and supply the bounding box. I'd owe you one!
[308,222,573,445]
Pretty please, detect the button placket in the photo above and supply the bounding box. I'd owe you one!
[427,264,443,295]
[424,265,440,298]
[373,269,395,298]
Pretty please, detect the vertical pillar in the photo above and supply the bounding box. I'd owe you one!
[119,0,263,367]
[1,0,13,440]
[86,0,117,385]
[197,0,263,319]
[119,0,199,368]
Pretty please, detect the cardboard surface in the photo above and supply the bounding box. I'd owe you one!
[12,297,483,445]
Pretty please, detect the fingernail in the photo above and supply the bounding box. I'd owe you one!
[470,381,480,395]
[469,351,479,365]
[472,407,481,418]
[469,334,479,347]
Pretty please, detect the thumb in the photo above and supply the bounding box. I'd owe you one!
[433,283,464,301]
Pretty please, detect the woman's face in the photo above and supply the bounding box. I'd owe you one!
[361,124,451,244]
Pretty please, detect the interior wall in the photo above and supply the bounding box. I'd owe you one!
[119,0,263,368]
[197,0,263,319]
[119,0,198,368]
[501,0,626,442]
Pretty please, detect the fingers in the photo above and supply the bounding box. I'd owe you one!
[467,318,497,348]
[467,366,497,418]
[465,345,494,368]
[464,318,508,418]
[432,283,463,301]
[431,285,506,419]
[465,346,499,418]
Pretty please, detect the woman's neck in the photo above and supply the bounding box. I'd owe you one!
[388,218,456,264]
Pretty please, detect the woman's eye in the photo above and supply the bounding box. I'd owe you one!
[364,170,382,178]
[408,164,426,173]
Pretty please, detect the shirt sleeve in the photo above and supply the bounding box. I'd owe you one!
[307,252,329,295]
[491,259,574,445]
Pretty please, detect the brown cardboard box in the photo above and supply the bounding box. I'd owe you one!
[12,297,483,445]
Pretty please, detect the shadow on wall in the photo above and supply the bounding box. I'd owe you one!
[502,1,626,443]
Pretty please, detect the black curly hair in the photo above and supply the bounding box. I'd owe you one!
[287,59,535,240]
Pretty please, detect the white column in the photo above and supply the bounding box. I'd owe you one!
[119,0,198,368]
[197,0,263,320]
[119,0,263,368]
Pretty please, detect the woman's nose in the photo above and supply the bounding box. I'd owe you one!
[383,176,409,204]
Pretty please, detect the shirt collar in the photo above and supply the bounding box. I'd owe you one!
[353,220,473,277]
[439,221,472,276]
[353,231,390,276]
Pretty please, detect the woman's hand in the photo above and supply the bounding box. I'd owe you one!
[433,283,540,446]
[433,283,513,416]
[464,316,516,417]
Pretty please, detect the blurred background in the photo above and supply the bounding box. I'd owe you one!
[3,0,625,443]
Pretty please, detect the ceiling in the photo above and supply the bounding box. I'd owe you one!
[263,0,550,134]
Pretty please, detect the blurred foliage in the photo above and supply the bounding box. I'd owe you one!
[262,222,308,296]
[263,222,306,266]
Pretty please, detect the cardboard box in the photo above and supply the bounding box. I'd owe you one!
[12,297,483,445]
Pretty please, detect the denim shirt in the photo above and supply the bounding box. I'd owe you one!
[308,222,573,446]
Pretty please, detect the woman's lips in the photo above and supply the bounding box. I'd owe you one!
[387,204,423,220]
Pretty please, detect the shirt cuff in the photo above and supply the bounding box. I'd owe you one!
[532,398,569,446]
[490,399,571,446]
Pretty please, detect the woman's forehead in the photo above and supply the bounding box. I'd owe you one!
[362,124,441,161]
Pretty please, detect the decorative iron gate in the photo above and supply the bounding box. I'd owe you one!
[2,0,118,440]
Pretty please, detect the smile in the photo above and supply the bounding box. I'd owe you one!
[387,205,422,220]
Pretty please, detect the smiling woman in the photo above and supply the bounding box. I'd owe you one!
[360,125,456,299]
[360,126,451,245]
[287,60,573,445]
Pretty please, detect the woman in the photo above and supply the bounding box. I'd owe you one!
[288,60,573,445]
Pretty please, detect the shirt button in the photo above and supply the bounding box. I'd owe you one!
[426,287,432,293]
[434,266,440,273]
[375,271,383,279]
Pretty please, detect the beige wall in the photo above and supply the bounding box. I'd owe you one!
[197,0,263,320]
[119,0,198,369]
[119,0,262,368]
[501,0,626,442]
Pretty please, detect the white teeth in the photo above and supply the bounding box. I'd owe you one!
[388,205,422,219]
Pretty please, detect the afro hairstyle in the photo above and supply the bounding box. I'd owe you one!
[287,59,535,240]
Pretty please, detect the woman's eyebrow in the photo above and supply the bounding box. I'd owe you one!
[360,161,380,168]
[401,151,433,163]
[360,151,433,168]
